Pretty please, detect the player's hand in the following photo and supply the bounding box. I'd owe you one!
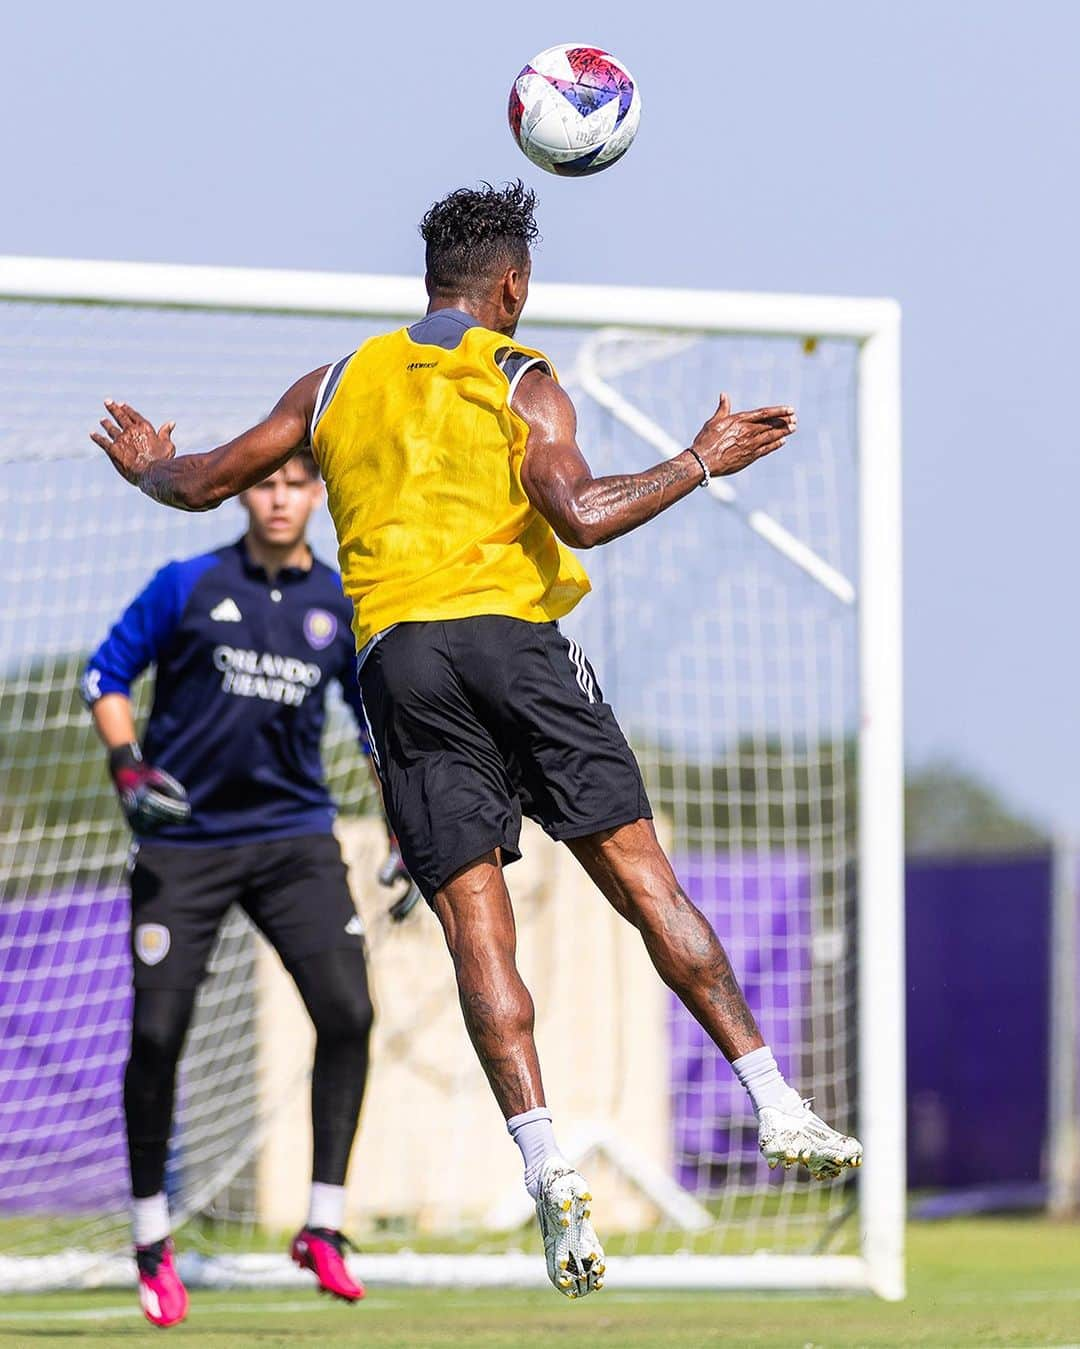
[91,401,177,486]
[108,744,191,833]
[378,837,423,922]
[691,394,797,478]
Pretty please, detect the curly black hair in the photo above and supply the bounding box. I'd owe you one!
[420,181,539,292]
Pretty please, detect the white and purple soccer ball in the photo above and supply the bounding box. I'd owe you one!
[508,45,641,177]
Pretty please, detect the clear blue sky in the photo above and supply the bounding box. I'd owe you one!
[5,0,1078,830]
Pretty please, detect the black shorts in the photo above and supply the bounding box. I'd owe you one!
[129,833,364,989]
[358,617,651,901]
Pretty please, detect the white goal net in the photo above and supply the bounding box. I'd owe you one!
[0,260,903,1296]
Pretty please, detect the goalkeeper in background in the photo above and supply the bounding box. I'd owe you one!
[81,452,391,1326]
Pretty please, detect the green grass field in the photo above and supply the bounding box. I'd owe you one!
[1,1219,1078,1348]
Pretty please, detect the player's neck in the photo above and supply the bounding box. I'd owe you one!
[427,294,515,336]
[243,532,312,580]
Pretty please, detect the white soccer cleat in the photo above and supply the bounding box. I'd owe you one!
[758,1099,863,1181]
[533,1160,605,1299]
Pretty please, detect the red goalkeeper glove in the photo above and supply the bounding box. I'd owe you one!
[108,743,191,834]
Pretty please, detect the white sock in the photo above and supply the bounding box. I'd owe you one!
[307,1182,346,1232]
[507,1107,565,1199]
[731,1046,804,1119]
[132,1192,170,1248]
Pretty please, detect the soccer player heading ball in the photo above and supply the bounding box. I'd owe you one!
[92,181,863,1302]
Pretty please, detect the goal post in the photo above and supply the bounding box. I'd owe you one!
[855,307,905,1302]
[0,256,904,1298]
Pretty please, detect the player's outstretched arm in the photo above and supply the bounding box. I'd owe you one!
[516,370,796,549]
[90,368,328,511]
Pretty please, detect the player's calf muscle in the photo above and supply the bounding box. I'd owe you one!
[672,906,763,1054]
[624,885,763,1057]
[571,823,763,1059]
[459,985,542,1116]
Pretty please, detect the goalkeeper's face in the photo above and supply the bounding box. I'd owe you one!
[240,462,323,549]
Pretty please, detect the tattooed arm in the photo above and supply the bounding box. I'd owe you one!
[515,369,797,550]
[91,368,326,512]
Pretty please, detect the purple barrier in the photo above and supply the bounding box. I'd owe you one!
[905,855,1052,1189]
[0,891,131,1213]
[1,856,1060,1215]
[669,853,812,1193]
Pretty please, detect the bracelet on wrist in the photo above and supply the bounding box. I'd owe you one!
[687,447,710,488]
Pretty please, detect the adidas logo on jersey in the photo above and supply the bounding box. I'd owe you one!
[210,598,242,623]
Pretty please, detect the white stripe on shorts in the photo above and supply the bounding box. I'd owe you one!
[567,637,597,704]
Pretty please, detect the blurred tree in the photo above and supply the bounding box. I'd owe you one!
[904,760,1050,856]
[638,734,855,854]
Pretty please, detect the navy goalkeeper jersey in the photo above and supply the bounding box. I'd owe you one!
[82,538,371,847]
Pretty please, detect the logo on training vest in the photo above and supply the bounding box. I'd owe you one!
[135,923,171,966]
[344,914,364,937]
[406,361,436,371]
[213,646,323,706]
[303,608,338,651]
[210,598,242,622]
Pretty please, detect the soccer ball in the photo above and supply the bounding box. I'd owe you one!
[508,45,641,177]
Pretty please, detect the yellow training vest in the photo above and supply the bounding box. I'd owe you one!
[311,322,592,652]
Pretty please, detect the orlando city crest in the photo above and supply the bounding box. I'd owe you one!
[134,923,171,966]
[303,609,338,652]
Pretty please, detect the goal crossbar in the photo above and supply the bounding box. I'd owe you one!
[0,255,898,339]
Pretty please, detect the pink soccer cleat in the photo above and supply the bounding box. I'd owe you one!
[135,1237,189,1327]
[290,1225,366,1302]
